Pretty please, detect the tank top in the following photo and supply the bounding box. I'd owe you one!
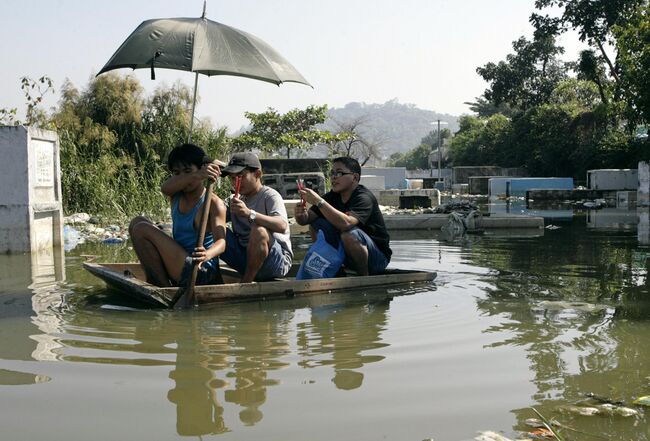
[172,192,216,271]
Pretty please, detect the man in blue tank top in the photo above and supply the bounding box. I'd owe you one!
[129,144,227,287]
[220,152,293,282]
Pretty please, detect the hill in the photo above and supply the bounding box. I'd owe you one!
[323,99,459,157]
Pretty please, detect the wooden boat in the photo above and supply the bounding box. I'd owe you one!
[83,262,436,308]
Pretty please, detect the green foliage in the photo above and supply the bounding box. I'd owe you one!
[388,128,452,169]
[387,143,433,169]
[476,35,568,111]
[48,74,230,219]
[613,1,650,124]
[0,76,54,127]
[233,105,332,158]
[450,114,512,167]
[460,0,649,178]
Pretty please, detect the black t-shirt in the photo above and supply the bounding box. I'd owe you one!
[310,184,392,260]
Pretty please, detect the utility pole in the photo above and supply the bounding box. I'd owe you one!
[437,119,442,182]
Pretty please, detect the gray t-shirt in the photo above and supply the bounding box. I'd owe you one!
[228,186,293,258]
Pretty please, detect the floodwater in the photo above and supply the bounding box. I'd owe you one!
[1,208,649,441]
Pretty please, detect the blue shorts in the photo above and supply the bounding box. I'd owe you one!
[178,256,222,286]
[220,228,292,281]
[311,218,389,275]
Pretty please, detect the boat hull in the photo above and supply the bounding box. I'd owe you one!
[83,262,436,308]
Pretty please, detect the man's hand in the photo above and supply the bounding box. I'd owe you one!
[298,188,323,206]
[198,163,221,182]
[294,202,310,224]
[191,246,209,269]
[230,197,251,218]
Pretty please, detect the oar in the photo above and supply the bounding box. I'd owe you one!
[170,180,214,308]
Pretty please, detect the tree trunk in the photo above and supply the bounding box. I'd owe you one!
[595,39,620,84]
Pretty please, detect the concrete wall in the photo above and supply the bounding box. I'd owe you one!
[468,176,502,195]
[0,126,64,254]
[527,189,617,203]
[378,189,441,207]
[361,167,406,189]
[452,166,527,185]
[587,169,638,190]
[639,162,649,207]
[360,175,385,190]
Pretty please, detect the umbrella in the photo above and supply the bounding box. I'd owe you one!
[97,2,311,306]
[97,1,311,140]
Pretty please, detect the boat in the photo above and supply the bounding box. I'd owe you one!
[83,262,437,308]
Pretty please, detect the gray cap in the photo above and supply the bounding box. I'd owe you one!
[221,152,262,175]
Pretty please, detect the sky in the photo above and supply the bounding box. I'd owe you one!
[0,0,587,133]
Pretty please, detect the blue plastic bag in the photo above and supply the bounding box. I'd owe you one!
[296,230,345,280]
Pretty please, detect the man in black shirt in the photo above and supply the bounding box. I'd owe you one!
[295,156,391,275]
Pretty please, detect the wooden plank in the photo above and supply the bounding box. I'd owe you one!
[83,262,171,307]
[83,262,436,308]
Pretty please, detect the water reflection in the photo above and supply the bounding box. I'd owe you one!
[586,207,638,230]
[639,207,650,245]
[492,200,574,221]
[0,247,65,370]
[27,282,425,437]
[469,220,650,440]
[296,293,391,390]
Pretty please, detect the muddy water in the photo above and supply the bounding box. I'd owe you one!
[0,213,649,441]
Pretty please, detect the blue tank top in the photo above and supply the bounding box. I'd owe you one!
[172,193,217,270]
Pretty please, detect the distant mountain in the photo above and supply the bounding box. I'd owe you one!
[322,99,459,158]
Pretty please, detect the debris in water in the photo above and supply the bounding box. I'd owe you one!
[633,395,650,406]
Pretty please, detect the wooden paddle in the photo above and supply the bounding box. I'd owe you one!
[170,180,214,308]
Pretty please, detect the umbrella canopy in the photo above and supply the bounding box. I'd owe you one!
[97,16,311,87]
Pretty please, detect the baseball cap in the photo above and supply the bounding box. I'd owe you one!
[221,152,262,175]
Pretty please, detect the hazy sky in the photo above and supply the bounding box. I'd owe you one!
[0,0,586,132]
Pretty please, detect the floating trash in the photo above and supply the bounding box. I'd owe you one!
[561,405,600,416]
[63,225,81,252]
[102,237,124,245]
[633,395,650,406]
[474,431,516,441]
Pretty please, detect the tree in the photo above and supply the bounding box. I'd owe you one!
[327,115,385,165]
[464,97,518,119]
[613,1,650,124]
[532,0,645,84]
[449,114,512,167]
[0,76,54,127]
[576,49,609,104]
[476,34,568,112]
[48,73,230,217]
[531,0,649,125]
[233,105,332,158]
[388,128,451,169]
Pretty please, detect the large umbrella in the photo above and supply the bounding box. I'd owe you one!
[97,2,311,140]
[97,3,311,306]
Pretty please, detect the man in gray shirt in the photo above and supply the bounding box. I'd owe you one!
[220,152,292,282]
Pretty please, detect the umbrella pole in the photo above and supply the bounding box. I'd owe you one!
[187,72,200,143]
